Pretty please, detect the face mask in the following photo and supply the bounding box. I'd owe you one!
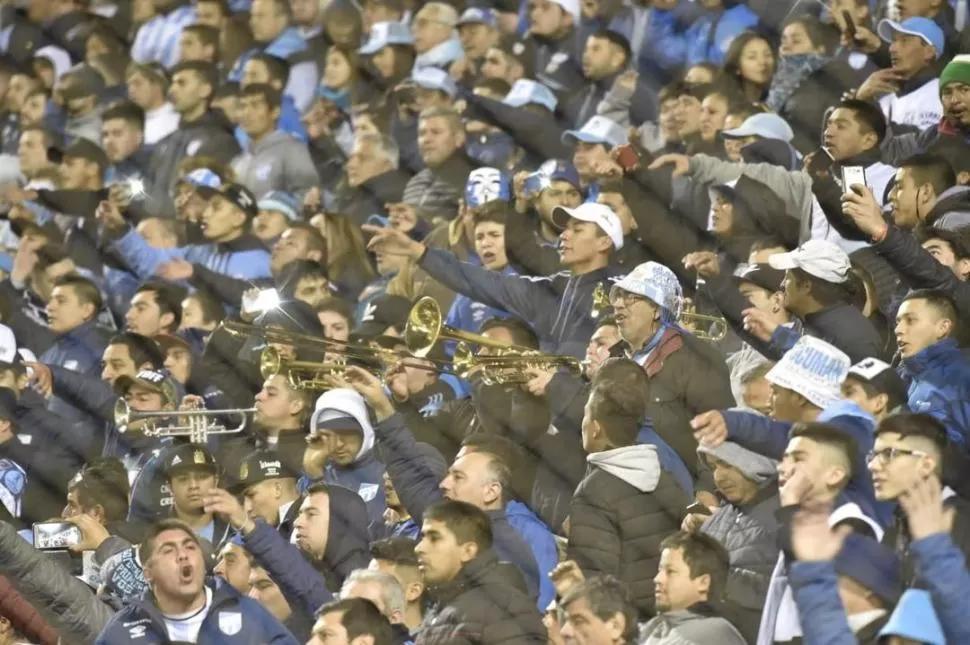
[465,131,516,168]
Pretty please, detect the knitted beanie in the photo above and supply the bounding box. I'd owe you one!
[939,54,970,94]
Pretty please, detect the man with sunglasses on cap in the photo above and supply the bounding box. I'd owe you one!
[228,450,302,539]
[365,200,623,359]
[98,181,272,283]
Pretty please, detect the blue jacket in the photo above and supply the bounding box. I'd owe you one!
[40,320,110,426]
[910,533,970,644]
[788,561,864,645]
[111,227,271,282]
[95,577,299,645]
[724,401,887,527]
[444,265,517,336]
[374,413,542,602]
[684,5,760,66]
[325,449,387,531]
[505,501,558,611]
[636,7,689,78]
[243,520,334,617]
[899,338,970,451]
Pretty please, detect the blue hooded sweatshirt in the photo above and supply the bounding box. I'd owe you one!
[899,338,970,451]
[505,500,559,610]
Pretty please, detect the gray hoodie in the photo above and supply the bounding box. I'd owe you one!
[233,129,320,199]
[587,444,661,492]
[639,604,747,645]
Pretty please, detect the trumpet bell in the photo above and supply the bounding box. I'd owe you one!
[405,297,443,358]
[260,346,283,380]
[114,399,131,432]
[591,283,611,319]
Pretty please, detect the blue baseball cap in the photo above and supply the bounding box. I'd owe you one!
[465,167,511,207]
[411,67,458,98]
[456,7,498,29]
[562,116,626,148]
[503,79,557,112]
[257,191,300,221]
[182,167,223,196]
[877,17,945,58]
[359,21,414,55]
[721,112,794,142]
[538,159,581,190]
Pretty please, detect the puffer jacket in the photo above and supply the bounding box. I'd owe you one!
[899,338,970,451]
[639,602,747,644]
[232,130,319,198]
[0,520,114,644]
[567,444,690,619]
[697,442,780,643]
[417,550,545,645]
[95,577,300,645]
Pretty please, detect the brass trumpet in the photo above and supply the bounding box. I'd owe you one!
[452,342,582,385]
[678,298,728,342]
[405,296,538,357]
[114,399,251,443]
[260,346,378,390]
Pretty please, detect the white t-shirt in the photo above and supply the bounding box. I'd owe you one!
[162,587,212,643]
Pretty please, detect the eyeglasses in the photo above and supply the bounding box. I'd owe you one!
[866,447,928,465]
[609,286,646,306]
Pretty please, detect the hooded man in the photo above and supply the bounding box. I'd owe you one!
[304,388,387,529]
[693,442,780,642]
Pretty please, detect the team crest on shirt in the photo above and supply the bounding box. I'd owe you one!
[256,163,274,180]
[218,611,242,635]
[358,483,379,502]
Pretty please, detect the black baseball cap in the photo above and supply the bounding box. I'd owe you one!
[352,295,412,339]
[227,450,298,494]
[53,137,109,169]
[162,444,218,478]
[733,263,785,293]
[217,183,258,219]
[846,358,909,411]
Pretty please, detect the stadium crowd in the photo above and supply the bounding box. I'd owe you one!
[0,0,970,643]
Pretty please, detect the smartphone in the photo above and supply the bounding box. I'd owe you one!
[33,521,81,550]
[685,502,713,516]
[841,165,867,195]
[615,144,640,171]
[242,288,280,316]
[841,10,857,42]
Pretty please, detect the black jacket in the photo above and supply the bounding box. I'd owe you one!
[417,551,545,645]
[568,445,690,619]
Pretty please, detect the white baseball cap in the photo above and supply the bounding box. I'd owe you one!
[768,239,850,284]
[551,202,624,250]
[766,336,850,409]
[0,324,36,365]
[550,0,580,19]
